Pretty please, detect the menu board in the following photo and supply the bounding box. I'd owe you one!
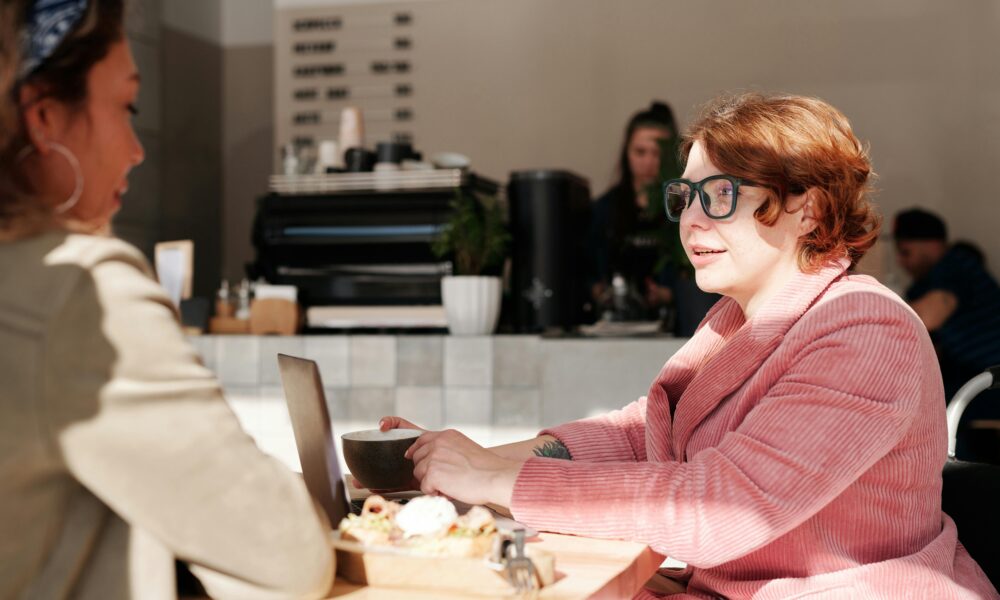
[273,3,418,170]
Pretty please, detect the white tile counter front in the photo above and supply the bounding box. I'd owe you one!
[187,334,687,472]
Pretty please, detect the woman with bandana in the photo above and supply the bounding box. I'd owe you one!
[0,2,334,598]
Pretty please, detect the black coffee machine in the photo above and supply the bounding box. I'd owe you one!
[508,170,591,332]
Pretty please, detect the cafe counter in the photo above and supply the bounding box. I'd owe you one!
[190,333,685,430]
[188,334,687,466]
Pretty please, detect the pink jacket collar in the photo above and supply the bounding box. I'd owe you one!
[646,258,852,462]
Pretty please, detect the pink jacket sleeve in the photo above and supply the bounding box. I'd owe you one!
[540,396,648,462]
[511,304,926,568]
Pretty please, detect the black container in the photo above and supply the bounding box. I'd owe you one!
[344,147,376,172]
[508,170,591,332]
[376,141,413,164]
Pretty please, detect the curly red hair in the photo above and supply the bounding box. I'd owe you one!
[680,93,881,270]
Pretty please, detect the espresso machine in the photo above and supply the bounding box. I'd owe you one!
[252,170,499,329]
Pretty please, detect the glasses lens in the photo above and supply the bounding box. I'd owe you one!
[702,177,737,217]
[665,182,691,219]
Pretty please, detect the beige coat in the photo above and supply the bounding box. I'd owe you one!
[0,231,334,599]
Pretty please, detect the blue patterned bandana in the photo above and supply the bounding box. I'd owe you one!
[19,0,89,80]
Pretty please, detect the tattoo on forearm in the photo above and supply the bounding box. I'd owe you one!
[533,440,572,460]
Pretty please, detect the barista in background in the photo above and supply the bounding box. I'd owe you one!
[894,208,1000,461]
[589,101,678,319]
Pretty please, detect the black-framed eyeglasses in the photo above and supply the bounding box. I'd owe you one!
[663,175,764,222]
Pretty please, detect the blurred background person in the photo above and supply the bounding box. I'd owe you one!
[894,207,1000,462]
[588,101,677,315]
[588,101,718,334]
[0,1,333,597]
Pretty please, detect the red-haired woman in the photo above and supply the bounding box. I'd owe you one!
[384,93,999,598]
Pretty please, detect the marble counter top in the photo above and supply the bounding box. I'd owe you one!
[187,334,688,470]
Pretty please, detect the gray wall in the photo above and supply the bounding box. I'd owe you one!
[157,0,273,287]
[222,44,274,283]
[161,26,223,298]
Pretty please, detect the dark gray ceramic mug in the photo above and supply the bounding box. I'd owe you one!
[341,428,422,490]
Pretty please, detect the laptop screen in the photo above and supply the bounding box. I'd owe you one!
[276,353,352,527]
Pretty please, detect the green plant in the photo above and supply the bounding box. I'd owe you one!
[432,189,510,276]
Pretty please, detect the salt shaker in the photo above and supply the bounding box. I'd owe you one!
[235,278,252,320]
[282,143,299,176]
[215,279,233,318]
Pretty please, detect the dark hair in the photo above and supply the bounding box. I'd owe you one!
[893,207,947,242]
[682,92,880,270]
[0,0,125,235]
[607,101,677,240]
[615,101,677,197]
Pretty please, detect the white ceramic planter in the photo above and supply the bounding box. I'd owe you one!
[440,275,502,336]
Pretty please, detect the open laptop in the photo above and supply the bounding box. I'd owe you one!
[276,353,373,527]
[277,353,533,535]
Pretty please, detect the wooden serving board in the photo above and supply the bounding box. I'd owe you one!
[330,531,556,596]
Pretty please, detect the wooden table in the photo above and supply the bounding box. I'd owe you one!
[326,531,661,599]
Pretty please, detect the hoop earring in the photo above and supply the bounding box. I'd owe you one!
[16,141,84,214]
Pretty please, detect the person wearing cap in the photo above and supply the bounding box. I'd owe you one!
[894,208,1000,462]
[894,208,1000,398]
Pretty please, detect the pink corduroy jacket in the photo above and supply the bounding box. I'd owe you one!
[510,260,999,599]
